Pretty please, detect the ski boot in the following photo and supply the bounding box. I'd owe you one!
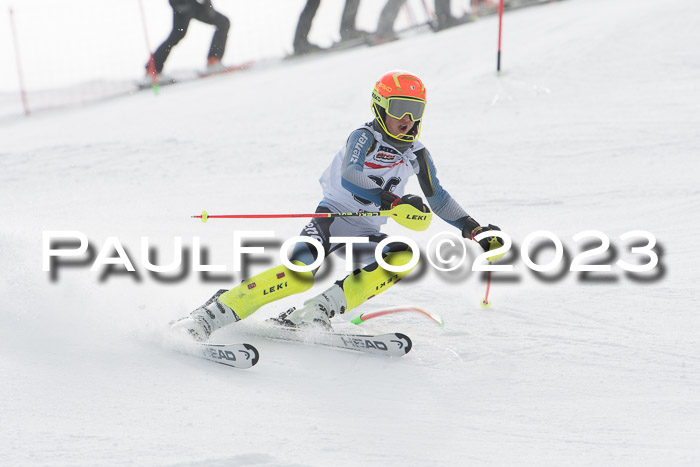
[170,289,240,341]
[205,57,227,74]
[268,284,347,331]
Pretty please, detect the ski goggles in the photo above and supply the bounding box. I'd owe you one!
[385,97,426,121]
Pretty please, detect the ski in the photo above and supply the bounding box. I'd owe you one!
[136,76,177,91]
[183,342,260,369]
[285,36,370,60]
[197,60,254,78]
[240,325,412,357]
[137,61,253,91]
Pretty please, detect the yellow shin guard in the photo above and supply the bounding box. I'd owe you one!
[218,262,314,320]
[340,251,417,312]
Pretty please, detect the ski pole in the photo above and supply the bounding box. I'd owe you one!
[497,0,504,72]
[192,204,433,232]
[480,268,492,308]
[402,2,417,27]
[8,8,29,116]
[419,0,434,22]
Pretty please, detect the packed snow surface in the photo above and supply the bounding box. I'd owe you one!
[1,0,699,465]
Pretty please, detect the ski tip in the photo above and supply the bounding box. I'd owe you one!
[196,342,260,369]
[394,332,412,354]
[244,343,260,367]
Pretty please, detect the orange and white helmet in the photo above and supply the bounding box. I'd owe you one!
[371,70,427,142]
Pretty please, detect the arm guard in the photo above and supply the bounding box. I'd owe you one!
[340,128,384,205]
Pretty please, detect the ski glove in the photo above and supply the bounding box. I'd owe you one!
[381,192,431,213]
[462,217,503,253]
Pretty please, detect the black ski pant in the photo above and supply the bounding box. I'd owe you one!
[151,2,230,73]
[376,0,406,39]
[294,0,360,47]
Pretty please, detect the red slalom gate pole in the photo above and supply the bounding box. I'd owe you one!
[137,0,159,94]
[8,8,29,116]
[497,0,504,72]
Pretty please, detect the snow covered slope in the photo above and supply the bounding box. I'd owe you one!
[1,0,699,465]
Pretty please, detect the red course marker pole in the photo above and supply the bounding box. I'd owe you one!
[137,0,159,94]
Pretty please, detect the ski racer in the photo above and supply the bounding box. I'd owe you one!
[147,0,230,78]
[171,70,503,341]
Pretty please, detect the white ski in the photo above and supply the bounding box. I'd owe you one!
[183,342,260,369]
[240,325,412,357]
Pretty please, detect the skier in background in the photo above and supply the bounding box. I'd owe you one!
[146,0,230,79]
[374,0,472,43]
[171,70,503,341]
[373,0,406,44]
[433,0,473,31]
[293,0,369,55]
